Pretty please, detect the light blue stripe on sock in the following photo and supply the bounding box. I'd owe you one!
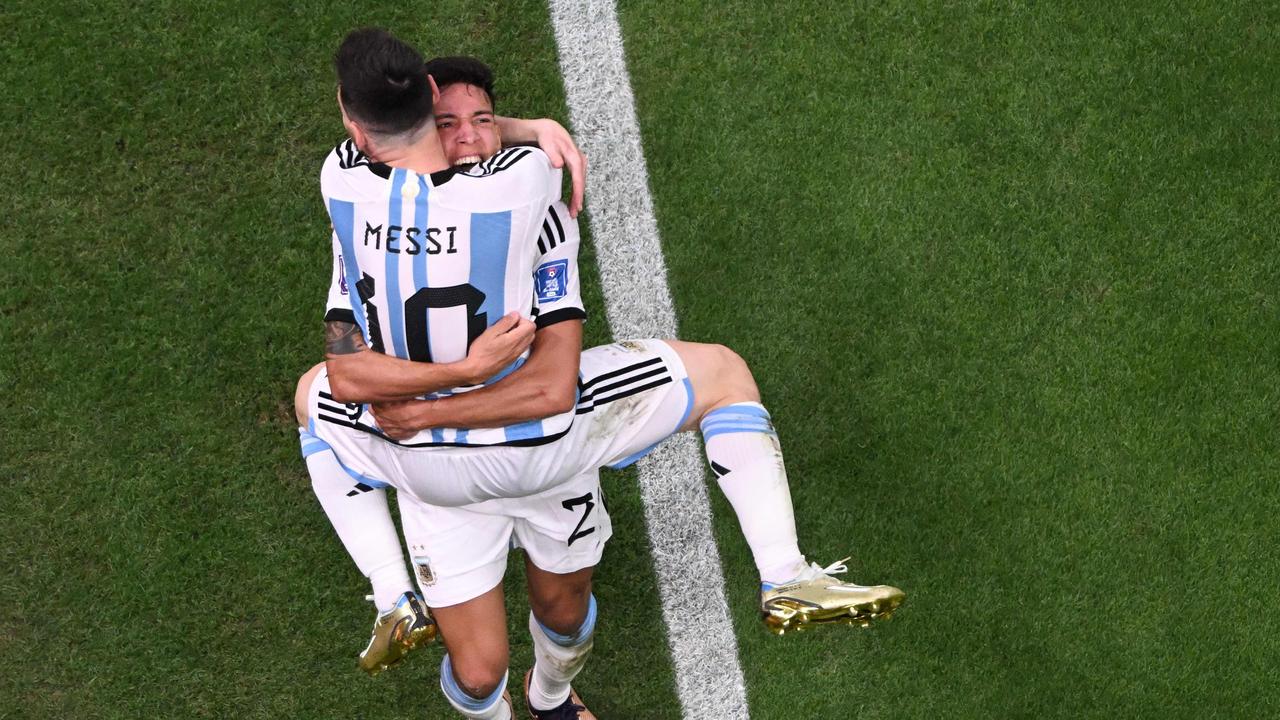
[700,417,772,432]
[703,424,778,441]
[700,404,776,441]
[702,403,771,422]
[700,406,772,430]
[701,415,768,430]
[701,424,774,439]
[536,594,597,647]
[440,655,508,712]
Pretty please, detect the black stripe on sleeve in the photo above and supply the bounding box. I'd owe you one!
[325,307,357,324]
[534,307,586,329]
[540,217,556,253]
[495,147,532,171]
[468,147,536,177]
[547,204,567,247]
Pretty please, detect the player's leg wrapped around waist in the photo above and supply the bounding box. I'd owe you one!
[306,339,692,507]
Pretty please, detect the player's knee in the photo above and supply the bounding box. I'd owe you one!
[702,343,760,404]
[294,363,326,427]
[451,658,507,700]
[530,581,591,636]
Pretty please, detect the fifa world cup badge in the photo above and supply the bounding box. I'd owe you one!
[535,260,568,302]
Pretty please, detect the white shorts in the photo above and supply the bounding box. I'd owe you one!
[400,469,612,607]
[306,339,692,606]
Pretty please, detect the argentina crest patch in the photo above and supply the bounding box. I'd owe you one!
[534,259,569,302]
[412,555,436,587]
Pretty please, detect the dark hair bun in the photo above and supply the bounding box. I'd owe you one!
[385,72,412,91]
[334,29,434,135]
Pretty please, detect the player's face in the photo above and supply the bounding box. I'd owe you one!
[434,83,501,166]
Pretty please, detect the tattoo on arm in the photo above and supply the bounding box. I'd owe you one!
[325,321,367,356]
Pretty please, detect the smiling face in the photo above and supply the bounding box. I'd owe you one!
[434,82,501,166]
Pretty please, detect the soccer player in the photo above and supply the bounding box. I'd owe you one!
[297,63,585,680]
[302,29,613,719]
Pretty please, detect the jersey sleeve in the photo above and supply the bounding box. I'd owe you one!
[320,146,357,325]
[531,201,587,329]
[468,146,563,212]
[323,227,358,325]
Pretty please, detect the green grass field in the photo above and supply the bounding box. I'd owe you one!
[3,1,1278,718]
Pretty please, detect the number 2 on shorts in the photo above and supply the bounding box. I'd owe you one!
[561,492,596,546]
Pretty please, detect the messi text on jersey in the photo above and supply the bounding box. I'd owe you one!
[364,222,458,256]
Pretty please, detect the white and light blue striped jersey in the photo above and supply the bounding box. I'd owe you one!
[319,139,586,447]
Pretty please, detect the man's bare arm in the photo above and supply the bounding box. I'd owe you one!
[323,311,535,404]
[495,116,586,218]
[325,320,366,355]
[370,320,582,438]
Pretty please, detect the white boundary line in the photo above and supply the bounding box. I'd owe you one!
[547,2,750,718]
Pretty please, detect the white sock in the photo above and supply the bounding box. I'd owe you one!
[527,595,596,711]
[302,429,413,611]
[700,403,808,584]
[440,656,511,720]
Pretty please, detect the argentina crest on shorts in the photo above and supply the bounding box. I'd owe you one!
[534,259,568,302]
[412,554,436,587]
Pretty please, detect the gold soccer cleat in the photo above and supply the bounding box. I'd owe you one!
[358,592,437,675]
[760,558,905,635]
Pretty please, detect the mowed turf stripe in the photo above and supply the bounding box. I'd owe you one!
[547,2,751,719]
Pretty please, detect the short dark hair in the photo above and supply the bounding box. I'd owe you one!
[334,28,433,136]
[423,56,497,108]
